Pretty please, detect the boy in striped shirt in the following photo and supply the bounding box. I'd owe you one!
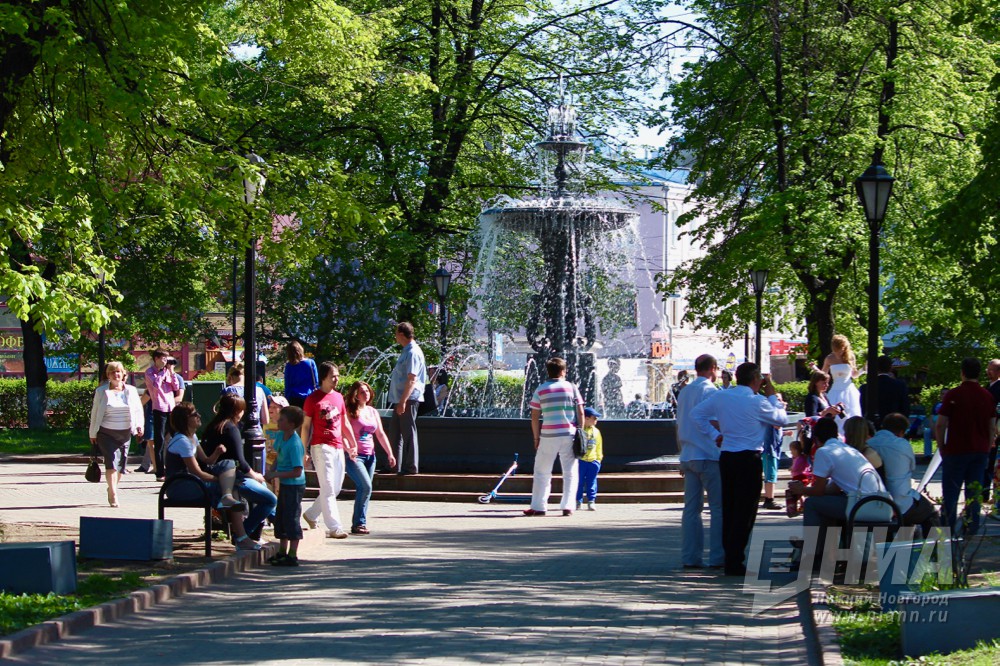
[525,357,585,516]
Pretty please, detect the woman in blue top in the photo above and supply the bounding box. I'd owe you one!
[283,341,319,409]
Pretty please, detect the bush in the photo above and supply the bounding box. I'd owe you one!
[0,379,96,429]
[192,371,285,395]
[47,380,99,429]
[773,381,809,413]
[448,373,526,410]
[0,379,28,428]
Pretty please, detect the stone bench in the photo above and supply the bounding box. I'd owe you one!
[79,517,173,561]
[0,541,76,595]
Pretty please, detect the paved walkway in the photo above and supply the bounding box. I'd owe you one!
[3,462,815,664]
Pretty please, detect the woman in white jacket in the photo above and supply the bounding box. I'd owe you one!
[89,362,144,507]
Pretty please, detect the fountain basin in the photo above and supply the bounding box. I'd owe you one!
[379,415,678,473]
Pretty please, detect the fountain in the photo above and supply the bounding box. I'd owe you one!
[345,88,680,474]
[477,86,640,404]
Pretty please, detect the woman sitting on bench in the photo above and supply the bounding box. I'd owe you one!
[164,402,261,552]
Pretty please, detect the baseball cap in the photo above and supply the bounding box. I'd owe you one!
[584,407,602,418]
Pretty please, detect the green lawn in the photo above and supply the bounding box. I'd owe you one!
[832,593,1000,664]
[0,429,91,455]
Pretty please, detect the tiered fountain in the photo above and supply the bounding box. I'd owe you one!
[478,91,639,404]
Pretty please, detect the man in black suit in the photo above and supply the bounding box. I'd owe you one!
[860,355,910,428]
[984,359,1000,517]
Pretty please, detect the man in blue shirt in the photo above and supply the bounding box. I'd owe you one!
[388,322,427,475]
[691,362,788,576]
[676,354,723,569]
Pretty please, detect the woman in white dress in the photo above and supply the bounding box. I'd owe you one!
[820,334,863,422]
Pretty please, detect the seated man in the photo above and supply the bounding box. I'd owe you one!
[867,412,940,536]
[787,416,890,568]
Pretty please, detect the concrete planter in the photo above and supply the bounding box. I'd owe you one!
[899,588,1000,657]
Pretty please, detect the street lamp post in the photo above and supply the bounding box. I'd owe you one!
[749,269,769,368]
[433,266,452,362]
[241,154,267,466]
[97,270,107,380]
[854,162,894,420]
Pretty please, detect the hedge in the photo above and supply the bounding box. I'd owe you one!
[0,379,98,429]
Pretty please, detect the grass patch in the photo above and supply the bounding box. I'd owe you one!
[0,428,91,455]
[830,588,1000,665]
[0,572,147,636]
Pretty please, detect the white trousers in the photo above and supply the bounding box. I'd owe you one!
[531,435,579,511]
[304,444,345,531]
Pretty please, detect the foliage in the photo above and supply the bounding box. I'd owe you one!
[647,0,998,365]
[448,373,527,411]
[0,380,95,429]
[327,0,658,326]
[773,382,808,414]
[0,573,146,636]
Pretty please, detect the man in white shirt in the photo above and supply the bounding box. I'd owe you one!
[691,362,788,576]
[676,354,723,569]
[866,412,939,535]
[788,417,888,560]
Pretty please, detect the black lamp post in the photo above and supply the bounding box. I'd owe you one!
[433,266,452,362]
[96,270,107,380]
[749,269,769,368]
[854,162,894,420]
[241,153,267,456]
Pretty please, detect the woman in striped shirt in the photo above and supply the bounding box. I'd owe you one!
[89,361,145,507]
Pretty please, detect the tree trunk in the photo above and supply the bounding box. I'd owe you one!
[21,318,48,429]
[806,292,836,363]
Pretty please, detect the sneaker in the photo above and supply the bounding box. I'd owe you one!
[303,515,318,530]
[273,554,299,567]
[134,466,149,474]
[351,525,370,535]
[327,530,349,539]
[761,498,783,511]
[236,537,262,551]
[267,552,287,564]
[217,497,248,512]
[522,509,546,516]
[562,509,573,516]
[587,501,596,511]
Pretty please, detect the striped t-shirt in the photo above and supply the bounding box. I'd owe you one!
[529,379,583,439]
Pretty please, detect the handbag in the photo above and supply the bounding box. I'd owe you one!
[573,427,586,458]
[85,456,102,483]
[845,467,893,523]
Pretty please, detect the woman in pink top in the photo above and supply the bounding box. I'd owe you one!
[344,381,396,534]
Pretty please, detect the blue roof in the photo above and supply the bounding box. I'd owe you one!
[613,166,691,188]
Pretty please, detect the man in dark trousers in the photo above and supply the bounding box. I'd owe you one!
[936,357,997,534]
[984,359,1000,517]
[859,355,909,428]
[691,362,788,576]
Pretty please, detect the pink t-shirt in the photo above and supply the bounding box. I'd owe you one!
[790,455,812,481]
[303,389,346,448]
[350,406,380,456]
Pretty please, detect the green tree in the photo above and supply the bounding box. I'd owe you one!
[0,1,390,426]
[648,0,996,363]
[326,0,656,325]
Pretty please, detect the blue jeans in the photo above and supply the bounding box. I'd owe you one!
[236,475,277,538]
[576,460,601,502]
[345,454,375,528]
[679,459,724,567]
[941,452,988,535]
